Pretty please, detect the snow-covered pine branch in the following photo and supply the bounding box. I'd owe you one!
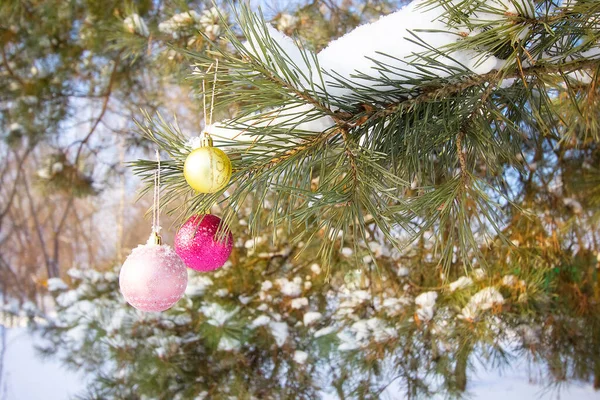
[194,0,598,144]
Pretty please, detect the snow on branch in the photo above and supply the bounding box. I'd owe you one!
[202,0,511,141]
[193,0,599,147]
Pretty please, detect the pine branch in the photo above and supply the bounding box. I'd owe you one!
[361,58,600,123]
[129,1,600,271]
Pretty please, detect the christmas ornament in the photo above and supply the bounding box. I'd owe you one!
[175,214,233,272]
[119,233,188,312]
[183,135,232,193]
[119,151,188,312]
[184,60,232,193]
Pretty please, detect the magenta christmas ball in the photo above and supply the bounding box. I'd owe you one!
[119,242,188,312]
[174,214,234,272]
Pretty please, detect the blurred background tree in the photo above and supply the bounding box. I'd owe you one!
[0,0,599,399]
[0,0,403,302]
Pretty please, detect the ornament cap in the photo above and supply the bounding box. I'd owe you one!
[149,231,162,245]
[201,134,213,147]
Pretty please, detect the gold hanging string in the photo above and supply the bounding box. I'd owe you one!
[209,58,219,128]
[151,149,162,244]
[201,60,219,143]
[201,64,213,129]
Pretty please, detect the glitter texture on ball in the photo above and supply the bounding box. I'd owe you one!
[119,242,188,312]
[175,214,234,272]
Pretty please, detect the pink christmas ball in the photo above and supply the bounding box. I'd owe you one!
[119,243,188,312]
[174,214,233,272]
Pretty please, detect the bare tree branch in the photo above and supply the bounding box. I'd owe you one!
[21,174,53,277]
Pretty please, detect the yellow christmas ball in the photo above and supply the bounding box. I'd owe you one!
[183,145,232,193]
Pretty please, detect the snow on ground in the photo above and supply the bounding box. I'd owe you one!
[462,355,599,400]
[378,351,599,400]
[323,347,599,400]
[1,326,598,399]
[0,327,87,400]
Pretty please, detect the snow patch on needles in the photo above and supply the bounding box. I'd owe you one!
[124,14,149,37]
[415,291,437,308]
[218,336,241,351]
[368,318,398,342]
[47,278,68,292]
[290,297,309,309]
[303,311,322,326]
[293,350,308,364]
[458,287,504,320]
[310,263,322,275]
[201,303,239,326]
[336,289,371,317]
[337,330,360,351]
[314,326,336,338]
[277,14,299,33]
[472,268,486,280]
[268,321,289,347]
[159,11,202,37]
[159,8,222,39]
[250,315,271,328]
[337,317,397,351]
[185,275,213,297]
[315,0,510,98]
[275,277,302,297]
[501,275,518,287]
[382,297,411,317]
[415,291,438,322]
[203,103,335,143]
[449,276,473,292]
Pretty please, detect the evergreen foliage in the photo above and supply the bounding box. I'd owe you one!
[16,222,599,398]
[133,0,600,277]
[1,0,600,398]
